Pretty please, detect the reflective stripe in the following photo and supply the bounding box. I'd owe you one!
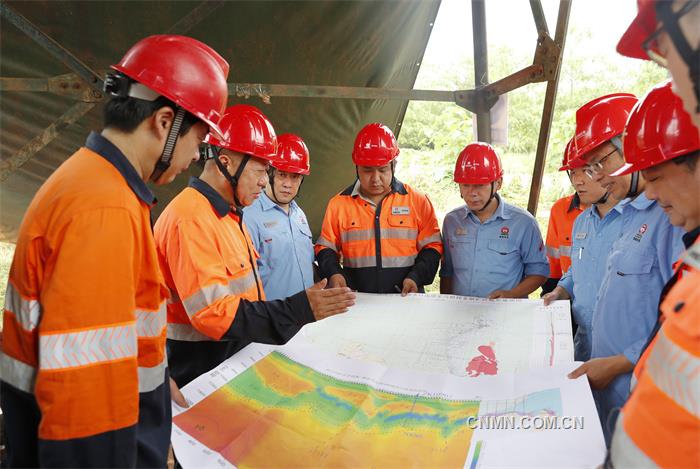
[610,413,657,467]
[344,255,416,269]
[316,236,337,252]
[39,324,137,370]
[136,303,167,337]
[381,227,418,240]
[4,283,41,332]
[182,271,256,319]
[167,323,212,342]
[560,245,572,257]
[344,256,377,268]
[645,328,700,419]
[417,233,441,250]
[138,359,167,393]
[0,352,36,393]
[546,246,561,259]
[383,255,416,268]
[341,229,374,243]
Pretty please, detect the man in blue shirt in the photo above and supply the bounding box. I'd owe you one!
[564,99,685,445]
[244,134,315,300]
[543,94,638,363]
[440,143,549,298]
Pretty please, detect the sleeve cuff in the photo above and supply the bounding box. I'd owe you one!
[288,289,315,325]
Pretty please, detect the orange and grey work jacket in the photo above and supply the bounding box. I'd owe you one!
[315,179,443,293]
[542,193,584,294]
[1,132,170,468]
[154,177,315,387]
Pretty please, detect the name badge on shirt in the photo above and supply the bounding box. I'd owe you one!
[455,227,467,236]
[575,232,587,240]
[263,221,278,228]
[392,206,410,215]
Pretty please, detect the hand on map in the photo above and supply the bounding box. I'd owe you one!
[170,377,189,408]
[328,273,348,289]
[488,289,515,299]
[542,286,571,306]
[401,278,418,296]
[567,355,634,390]
[307,278,356,320]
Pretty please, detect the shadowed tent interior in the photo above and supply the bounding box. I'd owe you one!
[0,0,441,242]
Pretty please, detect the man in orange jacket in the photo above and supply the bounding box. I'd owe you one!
[606,1,700,465]
[0,35,229,467]
[155,105,355,388]
[315,123,443,294]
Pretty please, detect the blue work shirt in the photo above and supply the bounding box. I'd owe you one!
[440,195,549,298]
[590,192,684,445]
[558,201,625,362]
[244,192,315,300]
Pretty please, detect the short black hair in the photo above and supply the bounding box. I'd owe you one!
[104,96,199,136]
[672,150,699,171]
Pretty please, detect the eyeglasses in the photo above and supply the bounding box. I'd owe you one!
[641,0,699,68]
[584,149,618,179]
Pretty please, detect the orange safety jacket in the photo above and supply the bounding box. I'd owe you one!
[154,177,315,387]
[315,179,443,293]
[609,234,700,468]
[542,193,584,294]
[0,132,169,467]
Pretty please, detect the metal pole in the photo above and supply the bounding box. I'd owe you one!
[527,0,572,216]
[529,0,550,36]
[471,0,491,142]
[0,3,103,91]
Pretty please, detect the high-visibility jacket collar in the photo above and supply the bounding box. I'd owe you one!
[567,192,582,213]
[188,176,231,217]
[341,178,408,198]
[86,131,156,206]
[683,225,700,249]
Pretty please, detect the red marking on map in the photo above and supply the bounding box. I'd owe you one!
[466,344,498,377]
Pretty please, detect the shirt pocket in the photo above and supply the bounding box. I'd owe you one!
[486,239,520,274]
[448,234,474,269]
[612,246,655,277]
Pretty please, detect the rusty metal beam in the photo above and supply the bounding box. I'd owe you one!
[529,0,549,36]
[166,0,225,34]
[0,3,103,92]
[471,0,491,142]
[0,102,96,182]
[527,0,572,216]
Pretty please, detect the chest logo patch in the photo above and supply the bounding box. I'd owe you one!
[575,232,587,240]
[633,223,648,242]
[499,226,510,239]
[392,206,410,215]
[263,221,278,229]
[455,227,467,236]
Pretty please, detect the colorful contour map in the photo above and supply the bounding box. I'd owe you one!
[174,352,562,468]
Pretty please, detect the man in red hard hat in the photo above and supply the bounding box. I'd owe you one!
[155,105,355,391]
[315,123,443,294]
[606,0,700,462]
[440,142,549,299]
[0,35,229,467]
[244,134,315,300]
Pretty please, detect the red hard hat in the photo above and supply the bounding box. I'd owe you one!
[617,0,657,60]
[352,123,399,166]
[569,93,638,166]
[204,105,278,162]
[558,137,586,171]
[454,142,504,184]
[612,81,700,176]
[112,35,229,137]
[273,134,310,175]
